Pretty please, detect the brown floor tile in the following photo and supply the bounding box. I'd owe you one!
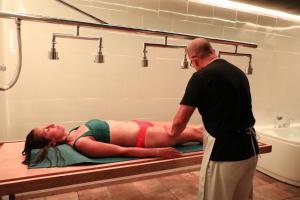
[158,174,193,190]
[45,192,78,200]
[180,172,199,185]
[272,182,300,197]
[254,183,294,200]
[78,187,111,200]
[253,174,272,187]
[190,170,200,177]
[30,170,300,200]
[286,197,300,200]
[107,182,144,200]
[169,184,198,200]
[253,192,273,200]
[142,191,178,200]
[255,171,278,184]
[118,194,146,200]
[133,178,168,194]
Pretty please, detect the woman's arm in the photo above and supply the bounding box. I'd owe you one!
[124,147,181,158]
[74,138,181,158]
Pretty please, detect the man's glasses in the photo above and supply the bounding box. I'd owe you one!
[189,60,194,67]
[189,56,198,67]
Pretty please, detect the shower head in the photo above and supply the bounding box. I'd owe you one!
[49,36,59,60]
[246,64,253,75]
[247,56,253,75]
[48,47,59,60]
[181,52,189,69]
[94,37,104,63]
[142,46,148,67]
[142,56,148,67]
[181,59,189,69]
[95,51,104,63]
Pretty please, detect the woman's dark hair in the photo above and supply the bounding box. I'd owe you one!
[22,129,65,167]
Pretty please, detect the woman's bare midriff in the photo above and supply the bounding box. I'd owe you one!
[107,120,140,146]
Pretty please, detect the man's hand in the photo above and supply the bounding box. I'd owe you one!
[169,105,196,137]
[163,125,174,137]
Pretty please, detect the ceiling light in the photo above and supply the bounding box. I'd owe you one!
[193,0,300,22]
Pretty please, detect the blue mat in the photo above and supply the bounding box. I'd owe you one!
[30,143,203,168]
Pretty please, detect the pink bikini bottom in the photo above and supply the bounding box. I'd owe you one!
[131,120,153,148]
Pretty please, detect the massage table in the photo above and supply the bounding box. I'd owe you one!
[0,141,272,200]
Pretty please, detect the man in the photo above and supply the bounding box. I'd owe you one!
[167,38,259,200]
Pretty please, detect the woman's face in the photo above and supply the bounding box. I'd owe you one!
[34,124,67,143]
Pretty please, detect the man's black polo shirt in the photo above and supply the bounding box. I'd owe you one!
[181,59,258,161]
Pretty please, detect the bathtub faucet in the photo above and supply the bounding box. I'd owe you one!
[275,116,290,128]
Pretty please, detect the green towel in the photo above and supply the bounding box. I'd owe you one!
[30,143,203,168]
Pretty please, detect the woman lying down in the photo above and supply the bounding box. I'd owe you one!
[22,119,204,166]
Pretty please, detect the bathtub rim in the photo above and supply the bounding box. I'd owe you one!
[256,124,300,146]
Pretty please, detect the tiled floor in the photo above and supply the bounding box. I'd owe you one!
[16,171,300,200]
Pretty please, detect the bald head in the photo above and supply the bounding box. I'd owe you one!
[186,38,214,59]
[186,38,217,70]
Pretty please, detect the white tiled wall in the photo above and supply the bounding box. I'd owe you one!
[0,0,300,140]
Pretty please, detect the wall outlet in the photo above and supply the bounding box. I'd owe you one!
[0,64,6,71]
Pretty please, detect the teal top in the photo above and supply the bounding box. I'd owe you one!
[72,119,110,148]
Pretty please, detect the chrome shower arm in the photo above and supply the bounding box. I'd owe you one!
[49,33,103,61]
[218,51,252,58]
[142,42,187,68]
[218,51,253,74]
[53,33,101,41]
[144,43,186,49]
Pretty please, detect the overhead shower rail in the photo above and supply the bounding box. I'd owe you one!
[0,11,258,91]
[0,11,257,48]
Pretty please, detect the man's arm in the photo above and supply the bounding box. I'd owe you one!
[169,105,196,136]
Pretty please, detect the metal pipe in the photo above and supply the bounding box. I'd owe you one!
[218,51,253,75]
[76,25,80,36]
[218,51,252,58]
[144,43,187,69]
[144,43,186,49]
[53,33,100,41]
[50,33,104,62]
[55,0,108,24]
[0,12,258,48]
[0,18,22,91]
[0,11,258,90]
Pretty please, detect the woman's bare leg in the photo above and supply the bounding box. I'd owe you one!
[145,125,203,148]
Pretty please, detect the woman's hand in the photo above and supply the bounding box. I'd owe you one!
[157,147,182,158]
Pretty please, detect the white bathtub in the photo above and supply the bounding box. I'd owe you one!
[256,126,300,186]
